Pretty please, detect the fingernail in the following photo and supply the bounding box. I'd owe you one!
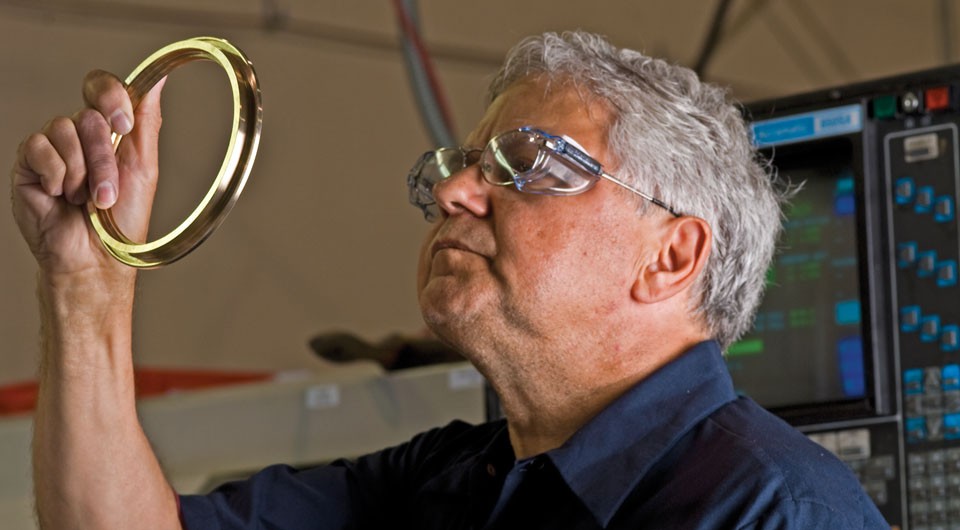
[110,110,133,135]
[95,182,117,209]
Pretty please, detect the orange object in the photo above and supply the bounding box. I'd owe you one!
[0,368,272,417]
[925,86,951,111]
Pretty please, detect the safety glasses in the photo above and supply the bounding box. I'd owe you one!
[406,127,679,221]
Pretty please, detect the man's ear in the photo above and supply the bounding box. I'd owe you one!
[631,216,712,303]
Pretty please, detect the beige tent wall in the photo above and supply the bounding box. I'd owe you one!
[1,0,957,385]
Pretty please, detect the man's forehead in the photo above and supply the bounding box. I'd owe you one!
[464,78,612,149]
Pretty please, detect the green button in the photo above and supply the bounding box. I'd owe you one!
[727,338,764,357]
[873,95,897,119]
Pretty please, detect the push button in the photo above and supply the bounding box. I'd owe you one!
[937,260,958,287]
[928,413,945,441]
[907,394,925,415]
[918,250,938,278]
[898,241,918,268]
[929,450,947,473]
[930,498,949,523]
[927,366,944,390]
[945,413,960,440]
[935,196,955,223]
[873,94,898,119]
[902,306,922,333]
[943,365,960,390]
[926,85,952,111]
[922,315,942,343]
[530,456,547,471]
[908,416,929,443]
[863,480,888,505]
[895,177,916,205]
[905,368,925,394]
[910,452,928,475]
[946,390,960,413]
[942,325,960,352]
[901,91,922,113]
[909,476,928,503]
[948,448,960,471]
[924,393,945,415]
[916,185,935,214]
[949,474,960,497]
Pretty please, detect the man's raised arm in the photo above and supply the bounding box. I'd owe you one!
[11,71,181,529]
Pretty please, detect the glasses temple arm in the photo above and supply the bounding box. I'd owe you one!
[599,172,681,217]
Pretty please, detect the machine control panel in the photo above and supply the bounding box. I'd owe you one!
[741,68,960,528]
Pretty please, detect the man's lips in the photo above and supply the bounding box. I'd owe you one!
[431,239,477,257]
[429,232,499,261]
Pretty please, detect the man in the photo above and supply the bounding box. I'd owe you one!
[12,31,886,529]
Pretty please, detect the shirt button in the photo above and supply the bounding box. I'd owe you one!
[486,463,497,477]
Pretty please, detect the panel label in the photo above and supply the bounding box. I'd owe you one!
[751,104,863,148]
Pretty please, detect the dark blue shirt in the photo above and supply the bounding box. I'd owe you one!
[180,341,888,529]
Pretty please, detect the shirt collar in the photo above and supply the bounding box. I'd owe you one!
[544,340,737,527]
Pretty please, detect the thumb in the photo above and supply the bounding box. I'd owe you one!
[131,76,166,140]
[108,77,166,243]
[120,76,166,171]
[115,76,165,182]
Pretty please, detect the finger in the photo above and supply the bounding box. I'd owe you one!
[82,69,134,135]
[73,108,119,209]
[18,133,65,197]
[42,117,88,205]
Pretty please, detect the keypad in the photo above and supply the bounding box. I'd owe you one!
[907,448,960,529]
[904,365,960,444]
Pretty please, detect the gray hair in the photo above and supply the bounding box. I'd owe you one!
[488,31,786,350]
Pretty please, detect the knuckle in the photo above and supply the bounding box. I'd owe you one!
[74,108,107,133]
[23,132,48,153]
[86,153,117,181]
[62,158,87,184]
[39,162,66,185]
[84,70,126,108]
[38,161,66,191]
[45,116,76,137]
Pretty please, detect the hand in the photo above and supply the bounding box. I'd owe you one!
[10,69,165,277]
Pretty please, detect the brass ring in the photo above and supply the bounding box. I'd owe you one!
[88,36,262,268]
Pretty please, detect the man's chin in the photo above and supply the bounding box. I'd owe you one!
[419,289,485,338]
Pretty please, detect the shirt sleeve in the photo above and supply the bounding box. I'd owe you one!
[179,464,355,530]
[177,420,480,530]
[735,493,887,530]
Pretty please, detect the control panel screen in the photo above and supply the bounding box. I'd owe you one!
[726,138,867,410]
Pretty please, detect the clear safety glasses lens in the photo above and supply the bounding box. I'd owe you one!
[407,148,471,221]
[483,129,597,195]
[407,129,602,220]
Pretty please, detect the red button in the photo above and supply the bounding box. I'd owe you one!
[926,86,951,111]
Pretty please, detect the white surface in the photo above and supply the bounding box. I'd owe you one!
[0,361,485,529]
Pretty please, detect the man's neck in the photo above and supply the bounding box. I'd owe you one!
[503,378,634,459]
[495,334,708,459]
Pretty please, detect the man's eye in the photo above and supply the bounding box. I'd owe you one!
[511,156,536,173]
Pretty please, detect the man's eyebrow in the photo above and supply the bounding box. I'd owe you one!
[465,123,544,149]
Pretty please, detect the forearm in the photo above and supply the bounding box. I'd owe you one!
[32,271,181,530]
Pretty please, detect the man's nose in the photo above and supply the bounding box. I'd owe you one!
[432,165,492,219]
